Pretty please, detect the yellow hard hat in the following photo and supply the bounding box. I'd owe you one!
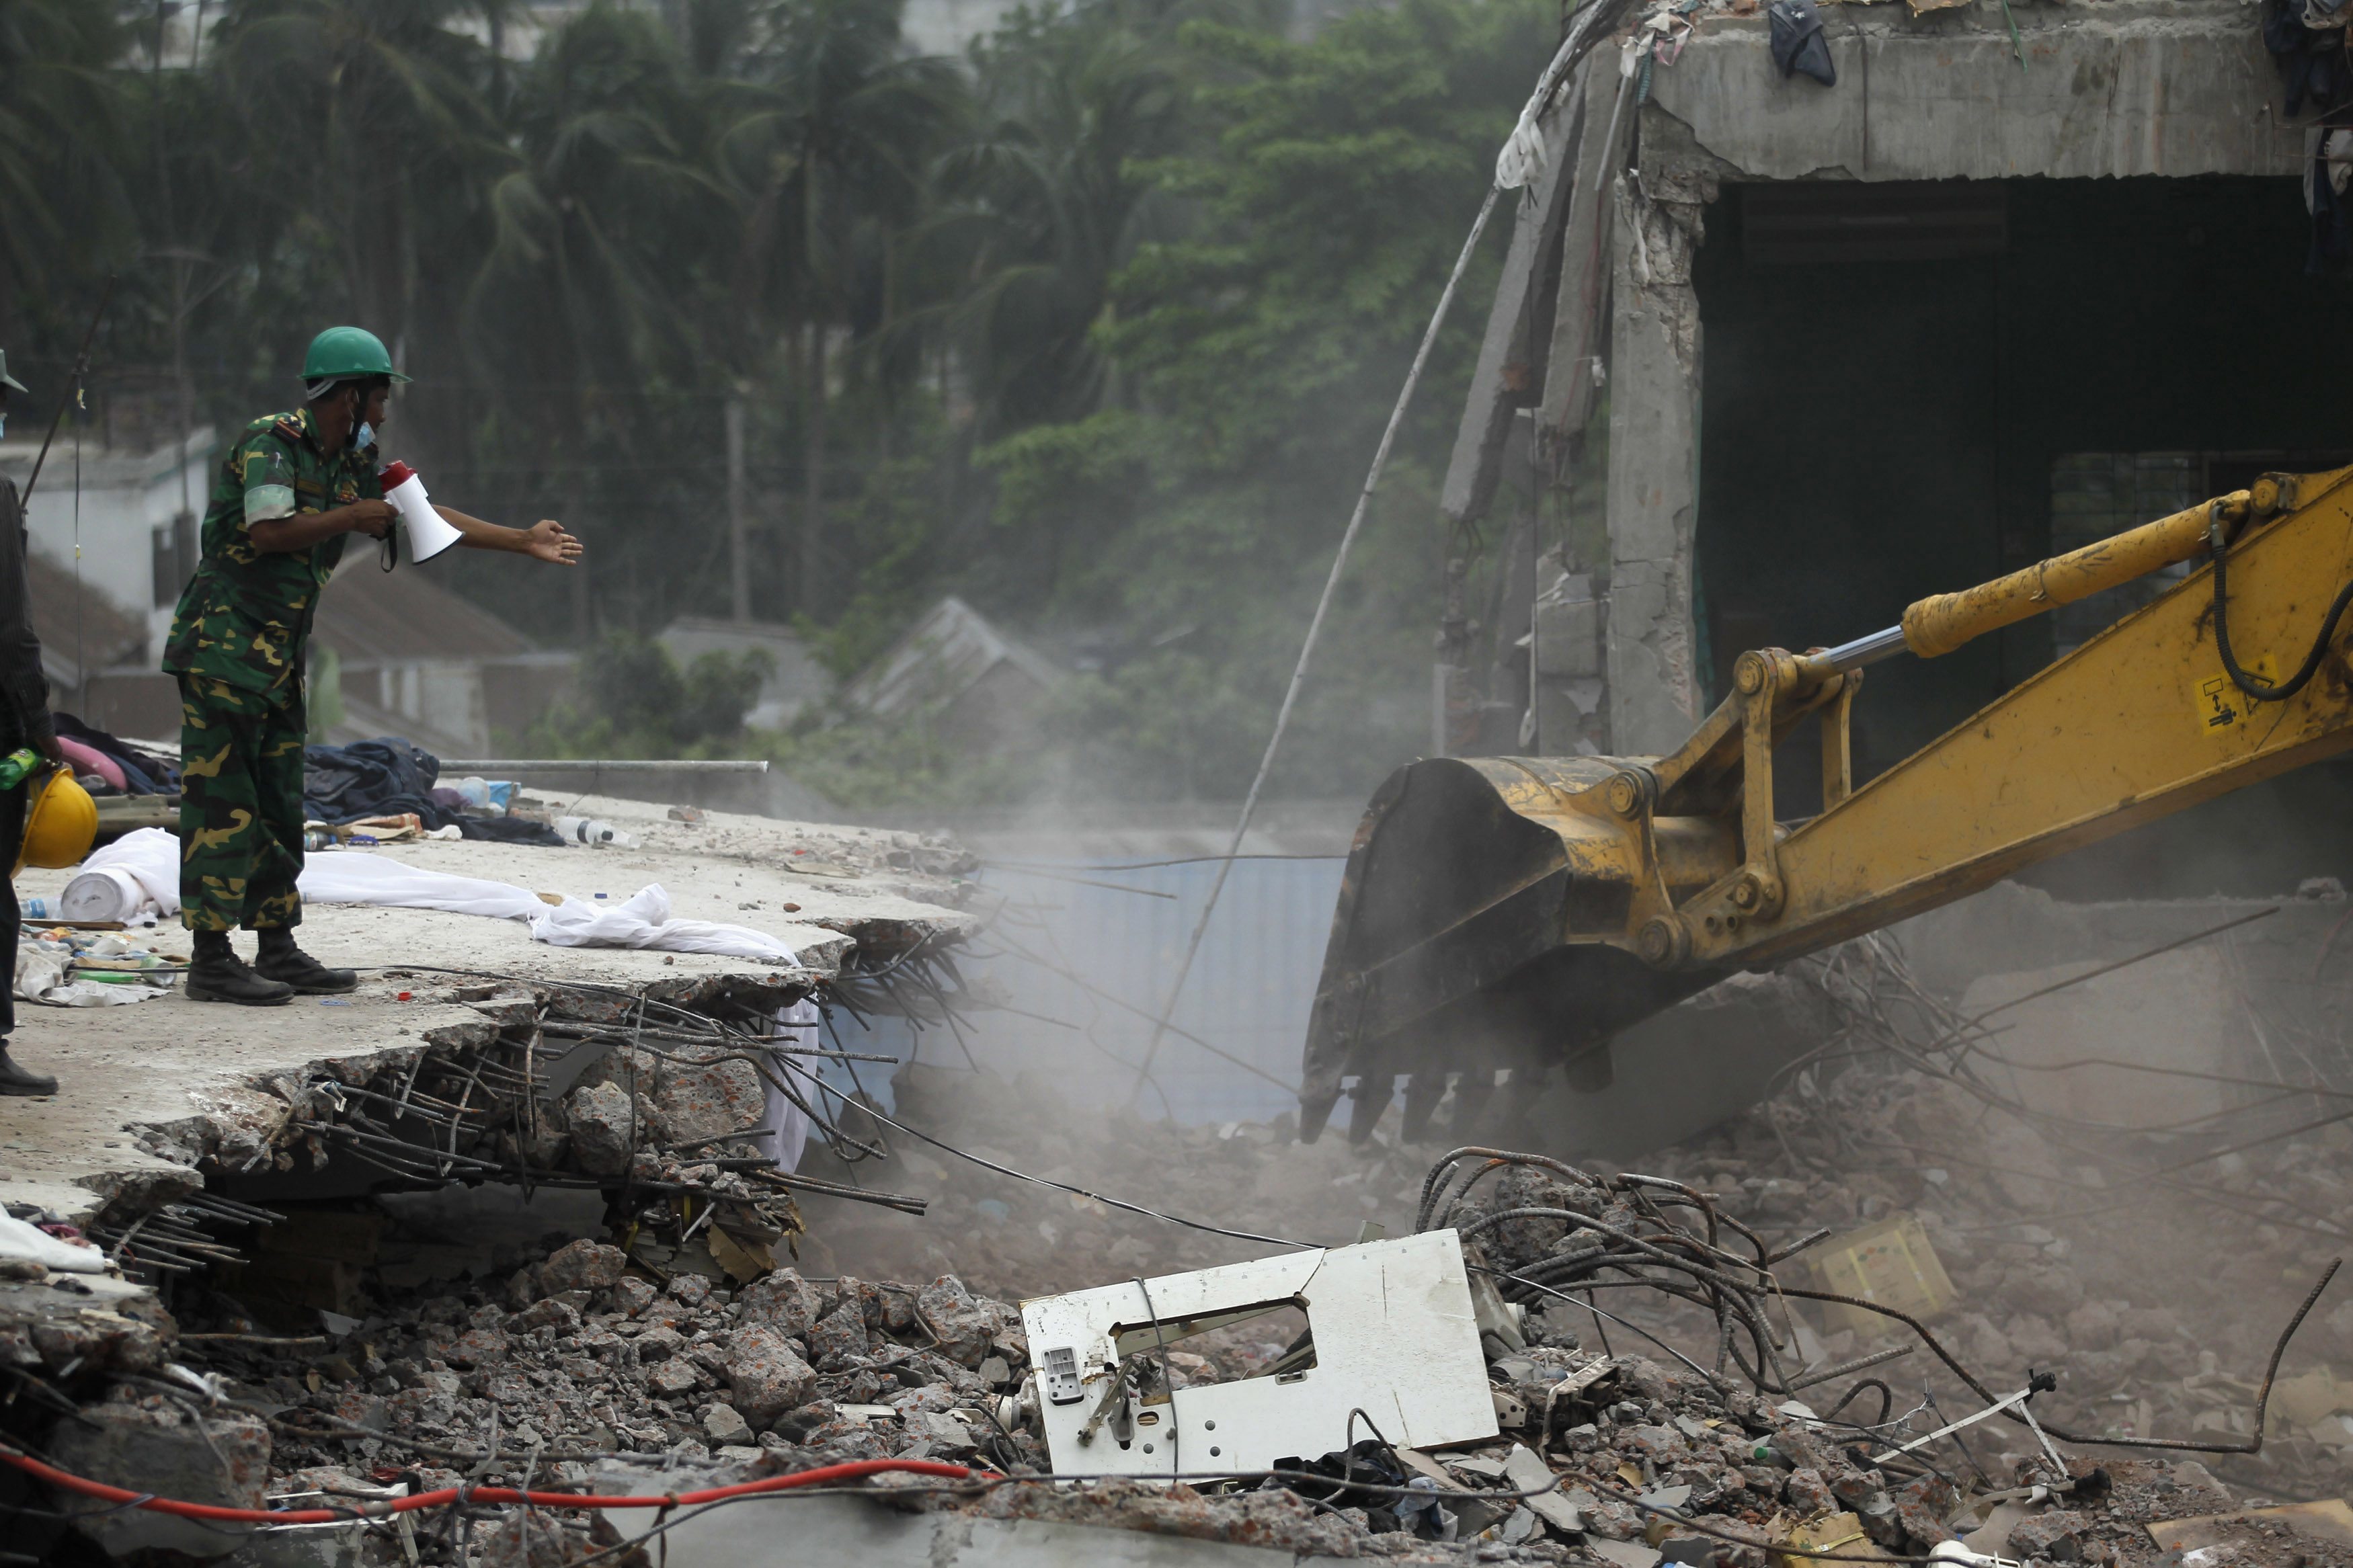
[16,766,97,874]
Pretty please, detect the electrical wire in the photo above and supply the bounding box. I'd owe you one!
[768,1049,1317,1250]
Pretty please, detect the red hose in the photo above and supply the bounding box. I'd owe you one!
[0,1450,978,1524]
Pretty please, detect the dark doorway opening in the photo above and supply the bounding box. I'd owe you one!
[1691,177,2353,897]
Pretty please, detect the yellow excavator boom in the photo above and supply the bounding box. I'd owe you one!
[1300,466,2353,1143]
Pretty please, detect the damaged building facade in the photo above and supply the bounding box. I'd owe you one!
[1440,1,2353,893]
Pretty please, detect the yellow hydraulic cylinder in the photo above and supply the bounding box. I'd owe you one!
[1899,491,2249,659]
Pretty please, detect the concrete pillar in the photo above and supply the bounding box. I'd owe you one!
[1602,175,1708,755]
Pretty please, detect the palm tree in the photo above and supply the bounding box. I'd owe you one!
[927,0,1190,436]
[718,0,965,615]
[461,2,732,636]
[0,0,132,342]
[208,0,508,355]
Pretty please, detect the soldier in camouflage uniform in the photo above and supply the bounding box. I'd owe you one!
[163,327,582,1005]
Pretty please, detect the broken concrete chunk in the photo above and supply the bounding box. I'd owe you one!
[2006,1510,2086,1562]
[1892,1473,1960,1551]
[510,1296,581,1335]
[912,1408,980,1455]
[891,1383,957,1417]
[444,1325,508,1368]
[541,1238,629,1294]
[807,1301,870,1367]
[647,1358,702,1397]
[480,1507,629,1567]
[52,1400,272,1559]
[563,1081,637,1176]
[736,1268,824,1337]
[1784,1467,1833,1515]
[1501,1442,1583,1534]
[723,1324,816,1428]
[1579,1497,1644,1542]
[703,1403,754,1446]
[916,1274,995,1368]
[633,1324,684,1363]
[649,1056,764,1148]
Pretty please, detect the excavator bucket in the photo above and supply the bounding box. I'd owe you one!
[1298,753,1713,1145]
[1301,469,2353,1147]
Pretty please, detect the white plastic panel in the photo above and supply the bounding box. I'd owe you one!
[1019,1230,1497,1476]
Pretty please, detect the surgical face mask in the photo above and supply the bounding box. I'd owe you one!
[354,419,375,450]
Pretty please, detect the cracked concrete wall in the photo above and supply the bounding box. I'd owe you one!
[1593,0,2292,755]
[1646,0,2299,183]
[1603,175,1710,755]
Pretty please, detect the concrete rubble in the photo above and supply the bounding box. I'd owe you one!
[5,853,2353,1567]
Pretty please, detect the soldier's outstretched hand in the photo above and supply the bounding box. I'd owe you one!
[523,520,583,565]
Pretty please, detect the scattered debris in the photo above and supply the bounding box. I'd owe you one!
[10,861,2353,1568]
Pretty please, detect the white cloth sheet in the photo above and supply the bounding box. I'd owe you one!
[0,1213,106,1272]
[71,830,801,964]
[762,1001,822,1173]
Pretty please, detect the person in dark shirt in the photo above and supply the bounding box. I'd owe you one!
[0,352,65,1096]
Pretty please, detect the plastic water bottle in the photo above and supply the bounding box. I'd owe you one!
[23,897,46,921]
[556,816,639,850]
[450,776,508,816]
[0,748,41,791]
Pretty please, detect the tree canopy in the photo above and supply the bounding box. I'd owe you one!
[11,0,1552,807]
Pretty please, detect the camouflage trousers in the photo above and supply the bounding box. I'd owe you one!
[176,674,306,932]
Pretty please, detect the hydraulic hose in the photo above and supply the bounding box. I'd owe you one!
[2210,503,2353,703]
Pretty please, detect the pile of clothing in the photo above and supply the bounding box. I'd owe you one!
[48,714,179,796]
[303,738,561,845]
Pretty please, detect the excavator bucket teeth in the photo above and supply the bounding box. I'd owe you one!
[1299,755,1709,1143]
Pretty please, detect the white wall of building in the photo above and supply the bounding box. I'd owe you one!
[0,428,216,667]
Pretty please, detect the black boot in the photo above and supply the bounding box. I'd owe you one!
[253,927,357,995]
[0,1046,56,1097]
[186,930,295,1006]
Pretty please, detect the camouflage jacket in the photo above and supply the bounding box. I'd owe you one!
[161,407,378,696]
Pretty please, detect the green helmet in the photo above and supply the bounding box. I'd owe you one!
[301,326,411,385]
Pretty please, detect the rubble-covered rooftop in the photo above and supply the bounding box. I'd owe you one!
[8,831,2353,1568]
[5,794,978,1224]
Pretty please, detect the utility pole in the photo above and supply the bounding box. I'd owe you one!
[799,322,826,616]
[725,393,750,622]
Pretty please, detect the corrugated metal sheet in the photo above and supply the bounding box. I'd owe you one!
[836,857,1345,1124]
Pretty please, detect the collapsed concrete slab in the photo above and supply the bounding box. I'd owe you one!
[5,795,978,1227]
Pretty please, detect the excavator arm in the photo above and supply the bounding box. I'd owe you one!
[1301,464,2353,1143]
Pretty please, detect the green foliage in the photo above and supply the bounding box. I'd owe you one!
[530,632,774,754]
[964,0,1547,798]
[0,0,132,329]
[11,0,1551,809]
[744,704,1042,809]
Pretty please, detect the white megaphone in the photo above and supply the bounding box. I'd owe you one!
[378,460,463,564]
